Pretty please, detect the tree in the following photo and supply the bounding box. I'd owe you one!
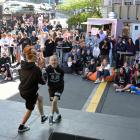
[58,0,102,28]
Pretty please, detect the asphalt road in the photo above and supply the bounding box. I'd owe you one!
[7,74,94,110]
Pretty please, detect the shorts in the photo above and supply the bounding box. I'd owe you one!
[48,86,64,101]
[20,93,38,110]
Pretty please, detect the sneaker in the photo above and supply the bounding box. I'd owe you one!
[125,89,130,92]
[94,79,101,84]
[53,115,62,123]
[18,124,30,133]
[49,116,53,126]
[41,115,48,124]
[101,79,105,83]
[116,89,122,92]
[131,90,136,94]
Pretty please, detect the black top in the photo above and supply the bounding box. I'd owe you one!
[44,39,55,57]
[19,61,45,96]
[88,64,96,73]
[18,37,31,50]
[45,65,64,88]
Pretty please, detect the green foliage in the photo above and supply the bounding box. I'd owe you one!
[67,11,101,28]
[57,0,101,11]
[57,0,102,28]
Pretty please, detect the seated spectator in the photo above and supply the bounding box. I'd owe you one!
[113,67,127,90]
[94,58,110,83]
[0,63,13,81]
[115,64,140,93]
[82,59,97,80]
[123,61,132,83]
[0,53,11,66]
[85,49,93,67]
[132,63,140,83]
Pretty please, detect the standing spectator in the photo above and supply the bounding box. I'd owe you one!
[55,21,62,31]
[30,31,38,46]
[99,29,106,41]
[28,22,35,37]
[125,38,136,65]
[85,31,94,50]
[18,33,31,52]
[135,35,140,53]
[99,38,110,61]
[44,37,55,65]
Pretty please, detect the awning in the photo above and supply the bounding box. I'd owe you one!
[84,18,117,25]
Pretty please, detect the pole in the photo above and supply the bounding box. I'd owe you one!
[133,0,136,5]
[122,0,124,6]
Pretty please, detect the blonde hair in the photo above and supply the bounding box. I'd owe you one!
[49,55,58,61]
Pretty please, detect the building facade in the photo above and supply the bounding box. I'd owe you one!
[101,0,140,21]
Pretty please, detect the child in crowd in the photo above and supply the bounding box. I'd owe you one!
[82,59,97,80]
[94,58,110,83]
[0,63,13,81]
[123,61,131,83]
[115,64,140,93]
[113,67,127,90]
[45,55,64,125]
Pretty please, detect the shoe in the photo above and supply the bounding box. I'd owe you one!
[53,115,62,123]
[18,124,30,133]
[125,89,130,92]
[41,115,48,124]
[131,90,136,94]
[101,79,105,83]
[116,89,122,92]
[49,116,53,126]
[94,79,100,84]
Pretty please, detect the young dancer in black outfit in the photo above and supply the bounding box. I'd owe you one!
[44,55,64,125]
[18,46,47,133]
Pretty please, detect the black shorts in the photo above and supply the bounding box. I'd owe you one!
[20,93,38,110]
[48,86,64,101]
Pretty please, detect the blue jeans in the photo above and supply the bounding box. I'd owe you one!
[97,70,110,79]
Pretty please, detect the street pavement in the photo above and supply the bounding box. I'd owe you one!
[0,72,94,110]
[1,68,140,140]
[100,83,140,118]
[1,99,140,140]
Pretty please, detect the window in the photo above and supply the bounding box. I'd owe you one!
[135,26,138,30]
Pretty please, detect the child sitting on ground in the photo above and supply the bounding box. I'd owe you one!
[82,59,97,80]
[94,58,110,83]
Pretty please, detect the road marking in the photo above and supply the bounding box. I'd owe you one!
[82,84,98,111]
[86,82,107,112]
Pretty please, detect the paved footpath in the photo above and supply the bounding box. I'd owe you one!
[0,99,140,140]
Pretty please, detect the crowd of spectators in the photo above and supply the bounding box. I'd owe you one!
[0,13,140,95]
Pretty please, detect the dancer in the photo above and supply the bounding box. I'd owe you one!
[44,55,64,125]
[18,46,47,133]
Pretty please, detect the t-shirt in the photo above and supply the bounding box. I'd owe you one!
[45,65,64,88]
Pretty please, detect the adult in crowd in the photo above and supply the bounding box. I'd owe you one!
[135,35,140,53]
